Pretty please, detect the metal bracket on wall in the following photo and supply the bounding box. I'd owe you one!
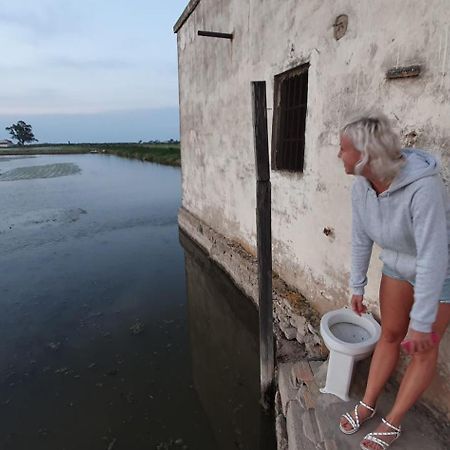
[386,65,421,79]
[198,31,233,40]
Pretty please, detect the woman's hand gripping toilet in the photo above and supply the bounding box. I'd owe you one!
[351,294,367,316]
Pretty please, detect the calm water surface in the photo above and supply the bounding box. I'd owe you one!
[0,155,275,450]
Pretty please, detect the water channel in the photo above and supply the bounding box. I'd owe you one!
[0,154,276,450]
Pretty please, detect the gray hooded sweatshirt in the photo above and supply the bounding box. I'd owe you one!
[351,149,450,333]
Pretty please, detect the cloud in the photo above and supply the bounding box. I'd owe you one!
[46,57,138,71]
[0,0,81,38]
[0,1,181,116]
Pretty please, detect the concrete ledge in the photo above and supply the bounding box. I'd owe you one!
[275,391,289,450]
[277,363,298,416]
[173,0,201,33]
[279,359,448,450]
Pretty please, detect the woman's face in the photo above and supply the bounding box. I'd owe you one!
[338,134,361,175]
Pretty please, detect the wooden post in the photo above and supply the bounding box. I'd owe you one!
[251,81,274,410]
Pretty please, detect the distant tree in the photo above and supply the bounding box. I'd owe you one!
[5,120,38,146]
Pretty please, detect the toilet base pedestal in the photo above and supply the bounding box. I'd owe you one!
[320,351,356,401]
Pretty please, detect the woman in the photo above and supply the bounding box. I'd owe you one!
[337,115,450,450]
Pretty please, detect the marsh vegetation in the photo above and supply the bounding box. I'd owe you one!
[0,142,181,167]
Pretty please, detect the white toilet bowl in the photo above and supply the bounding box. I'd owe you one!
[319,307,381,401]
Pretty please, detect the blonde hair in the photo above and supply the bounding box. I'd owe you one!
[341,114,404,182]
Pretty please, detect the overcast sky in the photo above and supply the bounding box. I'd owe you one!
[0,0,186,143]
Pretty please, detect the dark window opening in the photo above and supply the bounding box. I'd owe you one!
[272,64,309,172]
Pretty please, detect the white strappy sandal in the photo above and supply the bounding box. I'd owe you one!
[339,400,376,435]
[360,417,402,450]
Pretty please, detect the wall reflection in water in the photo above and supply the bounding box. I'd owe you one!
[180,231,276,450]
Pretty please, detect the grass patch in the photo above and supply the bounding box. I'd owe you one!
[100,144,181,166]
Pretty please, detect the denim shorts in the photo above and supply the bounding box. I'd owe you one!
[382,264,450,303]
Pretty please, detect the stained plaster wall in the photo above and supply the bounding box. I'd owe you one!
[176,0,450,418]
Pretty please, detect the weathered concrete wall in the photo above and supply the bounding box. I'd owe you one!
[176,0,450,418]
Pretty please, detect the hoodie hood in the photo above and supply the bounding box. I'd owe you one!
[389,149,440,193]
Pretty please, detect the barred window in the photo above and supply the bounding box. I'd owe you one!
[272,64,309,172]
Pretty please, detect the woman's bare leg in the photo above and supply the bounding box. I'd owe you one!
[341,275,413,431]
[361,303,450,449]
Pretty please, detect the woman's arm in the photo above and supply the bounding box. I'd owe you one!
[350,182,374,297]
[409,176,448,333]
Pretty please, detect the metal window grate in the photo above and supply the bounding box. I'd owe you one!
[272,64,309,172]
